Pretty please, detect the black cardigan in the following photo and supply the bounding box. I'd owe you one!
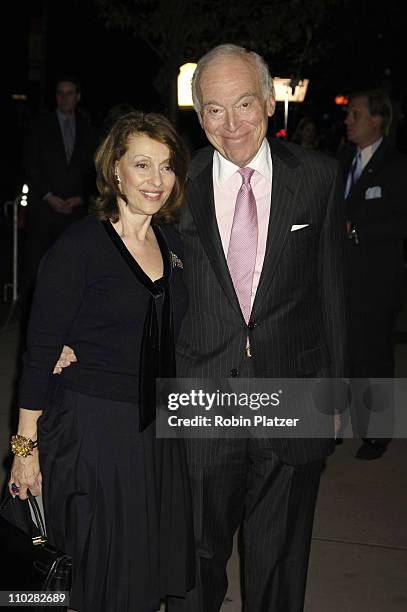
[18,215,187,420]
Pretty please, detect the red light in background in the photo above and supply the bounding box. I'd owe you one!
[335,95,349,106]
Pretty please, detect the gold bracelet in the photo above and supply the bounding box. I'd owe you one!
[10,434,38,458]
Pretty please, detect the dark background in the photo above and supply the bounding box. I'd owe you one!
[3,0,407,199]
[1,0,407,303]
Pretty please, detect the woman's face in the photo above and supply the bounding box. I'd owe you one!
[115,133,176,216]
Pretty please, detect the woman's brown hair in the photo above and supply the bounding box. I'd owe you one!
[93,111,189,223]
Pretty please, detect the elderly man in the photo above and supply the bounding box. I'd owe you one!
[170,44,347,611]
[55,45,347,611]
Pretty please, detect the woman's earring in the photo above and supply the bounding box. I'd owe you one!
[115,172,121,184]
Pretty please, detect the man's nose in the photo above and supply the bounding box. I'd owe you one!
[224,109,240,131]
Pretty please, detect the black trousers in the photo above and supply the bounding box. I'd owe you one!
[348,309,396,378]
[348,309,396,442]
[168,437,323,612]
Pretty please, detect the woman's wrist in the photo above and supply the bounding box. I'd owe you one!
[10,434,38,457]
[17,430,38,438]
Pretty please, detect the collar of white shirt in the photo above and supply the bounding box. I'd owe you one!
[56,109,76,130]
[213,139,272,186]
[358,137,383,170]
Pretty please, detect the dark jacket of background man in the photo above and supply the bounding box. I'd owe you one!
[338,89,407,460]
[22,76,98,305]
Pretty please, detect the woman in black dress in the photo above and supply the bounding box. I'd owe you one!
[9,112,194,611]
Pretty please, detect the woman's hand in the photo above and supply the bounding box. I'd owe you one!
[9,452,42,500]
[53,345,77,374]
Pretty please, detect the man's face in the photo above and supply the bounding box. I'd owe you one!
[56,81,80,115]
[345,95,382,148]
[197,54,275,167]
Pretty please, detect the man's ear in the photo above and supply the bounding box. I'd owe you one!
[76,92,81,105]
[197,111,204,129]
[266,89,276,118]
[372,114,383,133]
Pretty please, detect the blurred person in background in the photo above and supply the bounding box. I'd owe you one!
[291,116,320,150]
[21,75,98,316]
[339,88,407,459]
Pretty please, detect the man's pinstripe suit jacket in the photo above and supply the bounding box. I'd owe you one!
[176,138,348,464]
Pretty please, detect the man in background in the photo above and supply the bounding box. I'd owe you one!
[340,89,407,459]
[21,75,97,309]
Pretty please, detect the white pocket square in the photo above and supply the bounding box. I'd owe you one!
[291,224,309,232]
[365,186,382,199]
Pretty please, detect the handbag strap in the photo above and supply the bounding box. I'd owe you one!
[27,490,47,544]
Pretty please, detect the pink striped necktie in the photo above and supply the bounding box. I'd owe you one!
[227,167,258,323]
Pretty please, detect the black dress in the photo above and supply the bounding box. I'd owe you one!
[18,215,194,611]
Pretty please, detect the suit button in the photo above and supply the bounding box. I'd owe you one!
[230,368,239,377]
[248,321,257,330]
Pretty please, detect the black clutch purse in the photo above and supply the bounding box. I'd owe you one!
[0,490,71,595]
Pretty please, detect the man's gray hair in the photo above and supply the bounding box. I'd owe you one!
[191,44,274,112]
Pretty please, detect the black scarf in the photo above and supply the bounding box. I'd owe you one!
[102,220,176,431]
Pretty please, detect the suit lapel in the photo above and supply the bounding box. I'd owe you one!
[347,139,389,205]
[252,140,299,318]
[187,149,242,317]
[187,141,300,321]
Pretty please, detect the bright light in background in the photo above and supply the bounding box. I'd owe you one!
[335,95,349,106]
[20,184,29,206]
[178,63,197,108]
[273,78,309,102]
[273,78,309,139]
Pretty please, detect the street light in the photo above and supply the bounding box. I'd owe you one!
[177,63,197,108]
[21,184,29,207]
[2,184,29,326]
[273,77,309,138]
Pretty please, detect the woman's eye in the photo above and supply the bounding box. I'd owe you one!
[136,163,148,169]
[161,166,173,173]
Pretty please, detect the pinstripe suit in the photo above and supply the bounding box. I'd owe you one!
[170,139,348,611]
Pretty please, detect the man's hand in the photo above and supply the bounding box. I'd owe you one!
[53,345,77,374]
[65,196,83,209]
[45,194,66,213]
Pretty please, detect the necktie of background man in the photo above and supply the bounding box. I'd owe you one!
[345,150,362,198]
[62,117,75,164]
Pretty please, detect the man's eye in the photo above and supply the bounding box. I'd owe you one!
[209,107,223,115]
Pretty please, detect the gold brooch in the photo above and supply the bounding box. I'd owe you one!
[170,251,184,269]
